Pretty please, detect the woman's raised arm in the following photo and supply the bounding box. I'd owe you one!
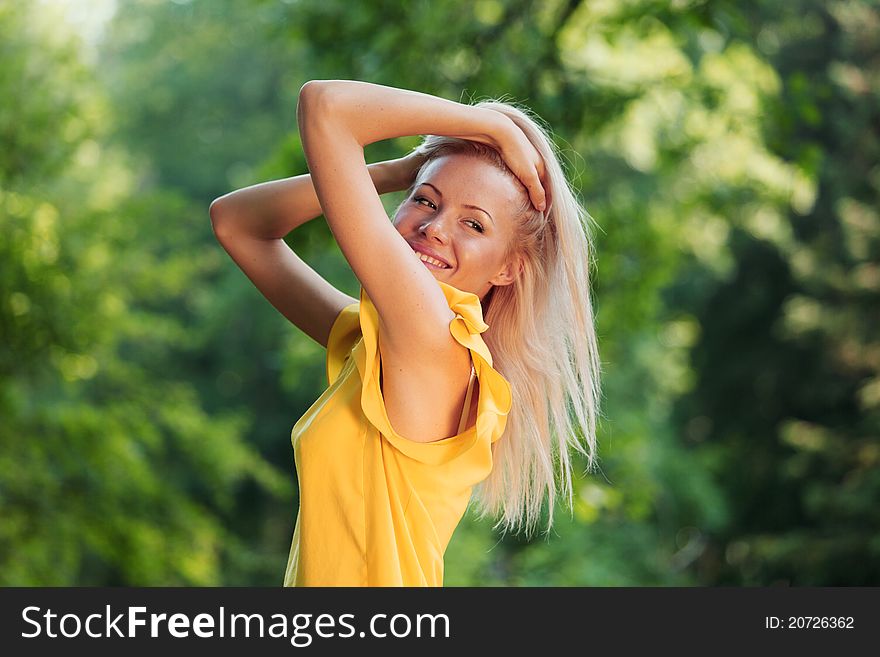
[210,158,413,240]
[296,79,546,356]
[209,158,414,348]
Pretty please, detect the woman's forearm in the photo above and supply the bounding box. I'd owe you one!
[210,160,400,241]
[298,79,506,151]
[297,79,546,211]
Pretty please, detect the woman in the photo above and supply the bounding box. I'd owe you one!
[210,79,602,586]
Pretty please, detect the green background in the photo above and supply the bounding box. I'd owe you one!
[2,0,878,586]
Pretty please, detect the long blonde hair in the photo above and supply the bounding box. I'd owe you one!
[408,100,603,537]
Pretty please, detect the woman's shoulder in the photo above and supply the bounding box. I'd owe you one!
[356,281,511,454]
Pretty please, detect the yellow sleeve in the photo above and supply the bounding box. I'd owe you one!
[351,285,512,466]
[325,300,361,387]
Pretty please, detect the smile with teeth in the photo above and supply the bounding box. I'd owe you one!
[412,248,450,269]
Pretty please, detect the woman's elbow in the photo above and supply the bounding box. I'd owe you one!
[298,79,322,100]
[298,79,333,104]
[209,196,233,241]
[297,80,338,127]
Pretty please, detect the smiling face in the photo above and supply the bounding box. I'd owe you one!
[392,153,525,301]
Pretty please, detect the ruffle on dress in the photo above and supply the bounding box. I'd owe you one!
[324,281,512,466]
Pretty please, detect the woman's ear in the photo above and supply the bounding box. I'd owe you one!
[489,253,524,287]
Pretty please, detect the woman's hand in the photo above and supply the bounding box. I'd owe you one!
[381,116,549,210]
[301,80,548,210]
[380,149,429,193]
[486,110,549,213]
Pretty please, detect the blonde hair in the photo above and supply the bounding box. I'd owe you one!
[408,100,603,537]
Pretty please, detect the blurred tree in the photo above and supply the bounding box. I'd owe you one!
[672,0,880,585]
[96,0,360,585]
[0,1,287,585]
[91,0,824,585]
[263,0,809,584]
[8,0,870,586]
[98,0,303,202]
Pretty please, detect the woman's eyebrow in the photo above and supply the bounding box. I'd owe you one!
[418,182,495,225]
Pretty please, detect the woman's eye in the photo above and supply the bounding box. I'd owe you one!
[465,219,485,233]
[414,196,435,209]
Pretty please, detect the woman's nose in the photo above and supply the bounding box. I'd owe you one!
[419,217,449,242]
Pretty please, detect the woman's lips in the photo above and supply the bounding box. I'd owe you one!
[410,246,451,269]
[419,259,447,270]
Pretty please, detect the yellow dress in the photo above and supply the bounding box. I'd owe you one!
[283,280,512,586]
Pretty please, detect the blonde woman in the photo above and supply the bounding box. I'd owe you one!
[210,79,601,586]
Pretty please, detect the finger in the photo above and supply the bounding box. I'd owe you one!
[514,165,544,212]
[535,154,547,182]
[529,176,546,212]
[504,146,546,211]
[532,157,548,211]
[541,170,552,212]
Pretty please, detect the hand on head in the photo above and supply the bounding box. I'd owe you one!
[386,150,430,192]
[489,111,549,214]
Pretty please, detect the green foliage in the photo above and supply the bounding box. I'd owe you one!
[671,0,880,585]
[0,2,92,185]
[0,1,288,585]
[2,0,876,585]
